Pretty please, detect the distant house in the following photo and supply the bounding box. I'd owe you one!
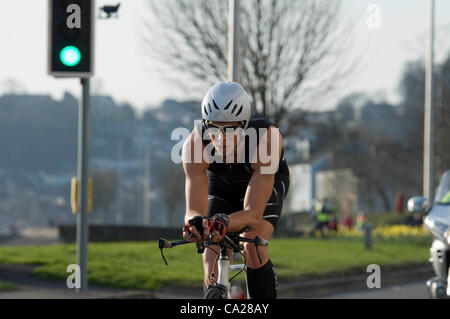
[315,168,358,216]
[284,149,332,215]
[284,128,394,217]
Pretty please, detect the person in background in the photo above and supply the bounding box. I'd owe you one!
[343,214,355,230]
[355,210,369,232]
[440,191,450,204]
[310,198,334,238]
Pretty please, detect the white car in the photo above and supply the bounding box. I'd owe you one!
[408,170,450,299]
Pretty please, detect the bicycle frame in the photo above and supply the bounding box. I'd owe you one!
[230,263,249,296]
[158,232,268,299]
[214,249,249,298]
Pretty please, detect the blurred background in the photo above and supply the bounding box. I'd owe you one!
[0,0,449,232]
[0,0,449,299]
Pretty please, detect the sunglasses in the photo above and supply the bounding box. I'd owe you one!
[204,121,245,133]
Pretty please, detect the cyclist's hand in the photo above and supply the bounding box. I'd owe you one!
[183,216,210,242]
[209,213,229,243]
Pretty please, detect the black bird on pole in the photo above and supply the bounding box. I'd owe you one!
[99,3,121,19]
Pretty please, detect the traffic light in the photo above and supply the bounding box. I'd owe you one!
[48,0,95,78]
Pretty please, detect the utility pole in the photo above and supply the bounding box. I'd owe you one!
[228,0,240,82]
[116,139,123,224]
[424,0,435,201]
[48,0,95,292]
[77,78,90,291]
[143,146,151,225]
[228,1,240,264]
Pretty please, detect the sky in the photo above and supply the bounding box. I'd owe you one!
[1,0,450,113]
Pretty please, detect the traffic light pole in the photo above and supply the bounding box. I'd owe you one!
[76,78,90,292]
[424,0,435,202]
[228,0,240,82]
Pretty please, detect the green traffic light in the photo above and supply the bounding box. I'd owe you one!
[60,46,81,67]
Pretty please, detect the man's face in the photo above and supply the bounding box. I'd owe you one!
[205,121,245,158]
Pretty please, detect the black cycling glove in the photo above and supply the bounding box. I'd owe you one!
[185,215,208,236]
[209,213,230,237]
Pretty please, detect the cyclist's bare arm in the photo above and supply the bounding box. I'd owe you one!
[227,126,283,232]
[226,167,274,232]
[182,129,210,242]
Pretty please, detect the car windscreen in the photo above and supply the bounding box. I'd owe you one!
[435,170,450,205]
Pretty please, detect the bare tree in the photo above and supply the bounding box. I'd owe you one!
[141,0,357,128]
[156,162,186,226]
[435,55,450,179]
[399,55,450,190]
[91,170,118,224]
[1,78,27,95]
[395,60,425,193]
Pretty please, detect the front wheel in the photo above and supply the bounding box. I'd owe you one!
[204,286,227,299]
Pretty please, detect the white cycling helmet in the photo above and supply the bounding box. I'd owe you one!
[201,82,251,130]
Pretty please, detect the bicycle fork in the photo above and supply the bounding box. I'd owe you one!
[230,263,249,299]
[213,249,230,294]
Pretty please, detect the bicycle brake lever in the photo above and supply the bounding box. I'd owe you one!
[158,238,170,266]
[160,248,168,266]
[256,246,263,265]
[253,236,268,265]
[158,238,172,249]
[254,236,269,247]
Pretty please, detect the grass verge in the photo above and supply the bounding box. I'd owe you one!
[0,279,19,291]
[0,238,429,291]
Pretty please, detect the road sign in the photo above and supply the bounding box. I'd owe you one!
[48,0,95,78]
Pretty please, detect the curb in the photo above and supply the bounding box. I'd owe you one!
[0,264,435,299]
[150,264,435,299]
[278,265,434,298]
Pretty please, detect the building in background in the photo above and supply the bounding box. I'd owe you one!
[315,168,358,216]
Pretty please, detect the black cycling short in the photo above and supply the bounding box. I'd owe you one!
[206,173,290,231]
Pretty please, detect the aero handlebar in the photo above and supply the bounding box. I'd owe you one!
[158,231,268,266]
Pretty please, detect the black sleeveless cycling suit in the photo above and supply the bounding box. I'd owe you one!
[198,114,290,230]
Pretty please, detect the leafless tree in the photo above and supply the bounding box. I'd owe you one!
[91,170,118,223]
[435,55,450,179]
[399,55,450,190]
[156,162,186,226]
[1,78,27,95]
[141,0,357,128]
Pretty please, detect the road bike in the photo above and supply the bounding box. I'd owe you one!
[158,228,268,299]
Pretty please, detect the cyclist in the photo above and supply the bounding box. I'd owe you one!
[182,82,290,299]
[440,191,450,204]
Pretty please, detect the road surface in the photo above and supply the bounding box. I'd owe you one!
[314,281,430,299]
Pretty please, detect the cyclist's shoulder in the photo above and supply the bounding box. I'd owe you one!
[248,114,282,139]
[248,113,274,128]
[182,126,209,170]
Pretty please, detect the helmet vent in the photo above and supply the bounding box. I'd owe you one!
[235,105,244,116]
[208,103,212,113]
[213,99,220,110]
[203,104,208,116]
[231,104,238,114]
[224,100,233,110]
